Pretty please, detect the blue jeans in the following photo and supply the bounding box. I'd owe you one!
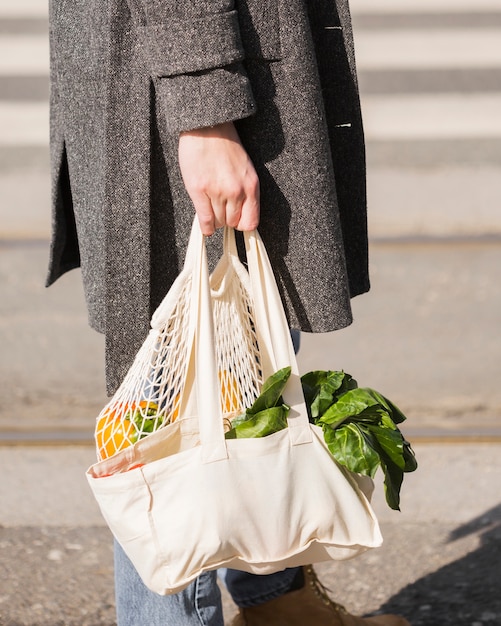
[114,330,302,625]
[115,543,299,625]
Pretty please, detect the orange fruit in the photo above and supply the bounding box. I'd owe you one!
[96,406,137,460]
[218,370,241,414]
[169,395,180,422]
[133,400,158,413]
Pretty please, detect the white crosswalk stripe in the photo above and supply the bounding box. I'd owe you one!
[2,30,501,76]
[0,0,47,18]
[0,0,500,241]
[9,0,500,17]
[0,36,49,75]
[363,93,501,141]
[0,2,500,146]
[0,102,49,145]
[350,0,501,14]
[356,30,501,71]
[10,93,501,147]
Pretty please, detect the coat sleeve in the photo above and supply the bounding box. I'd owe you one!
[128,0,256,133]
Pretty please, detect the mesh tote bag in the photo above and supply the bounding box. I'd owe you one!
[86,219,382,595]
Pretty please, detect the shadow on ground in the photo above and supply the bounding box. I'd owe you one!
[1,507,501,625]
[379,504,501,625]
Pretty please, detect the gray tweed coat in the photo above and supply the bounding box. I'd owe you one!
[47,0,369,394]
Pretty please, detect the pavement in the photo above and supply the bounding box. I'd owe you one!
[2,237,501,626]
[1,1,501,625]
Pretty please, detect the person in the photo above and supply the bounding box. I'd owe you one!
[47,0,412,624]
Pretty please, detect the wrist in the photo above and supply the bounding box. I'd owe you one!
[180,121,236,140]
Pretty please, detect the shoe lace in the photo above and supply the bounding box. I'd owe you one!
[305,566,349,614]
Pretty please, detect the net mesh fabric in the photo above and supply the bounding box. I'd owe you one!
[212,260,262,416]
[95,260,262,461]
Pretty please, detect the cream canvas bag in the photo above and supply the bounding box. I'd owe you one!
[86,220,382,595]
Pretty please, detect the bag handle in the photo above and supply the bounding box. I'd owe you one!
[242,230,312,445]
[190,220,229,463]
[186,220,312,463]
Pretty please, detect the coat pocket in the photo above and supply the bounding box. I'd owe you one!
[236,0,282,61]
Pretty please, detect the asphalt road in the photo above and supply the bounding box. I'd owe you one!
[1,442,501,625]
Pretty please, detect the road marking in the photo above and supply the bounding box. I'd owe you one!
[2,0,500,17]
[0,36,48,75]
[362,93,501,140]
[3,94,501,146]
[350,0,501,14]
[2,26,501,79]
[0,102,49,146]
[0,1,48,18]
[366,167,501,238]
[356,29,501,71]
[4,29,501,77]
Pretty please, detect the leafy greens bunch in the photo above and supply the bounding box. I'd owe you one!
[225,367,291,440]
[302,370,417,510]
[225,367,417,510]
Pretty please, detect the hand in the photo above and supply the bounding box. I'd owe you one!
[178,122,260,236]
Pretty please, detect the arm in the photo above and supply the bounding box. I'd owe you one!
[127,0,260,232]
[127,0,259,231]
[178,122,260,236]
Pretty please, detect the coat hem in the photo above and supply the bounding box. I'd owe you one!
[45,260,80,288]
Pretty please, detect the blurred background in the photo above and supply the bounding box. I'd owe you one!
[1,0,499,438]
[0,1,501,624]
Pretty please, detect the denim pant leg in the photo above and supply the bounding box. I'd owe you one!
[221,568,299,608]
[114,540,224,626]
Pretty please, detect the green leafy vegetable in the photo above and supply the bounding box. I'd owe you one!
[225,367,291,439]
[224,367,417,511]
[247,367,291,414]
[128,405,165,436]
[322,422,380,477]
[304,372,417,510]
[225,406,289,439]
[301,370,357,418]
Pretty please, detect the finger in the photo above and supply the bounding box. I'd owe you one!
[237,199,260,231]
[236,182,260,232]
[211,198,227,230]
[225,196,244,229]
[191,191,216,236]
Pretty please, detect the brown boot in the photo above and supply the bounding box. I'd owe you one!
[230,566,411,626]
